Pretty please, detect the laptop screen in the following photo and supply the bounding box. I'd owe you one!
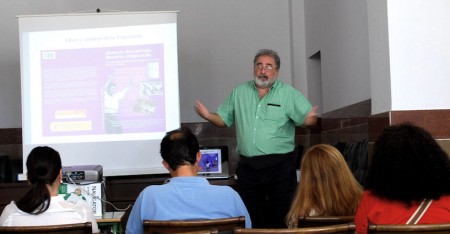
[198,145,228,176]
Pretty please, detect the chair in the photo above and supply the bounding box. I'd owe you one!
[163,229,219,234]
[234,223,355,233]
[0,222,92,234]
[143,216,245,234]
[368,223,450,233]
[298,216,354,227]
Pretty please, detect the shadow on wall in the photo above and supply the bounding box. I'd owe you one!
[295,139,369,187]
[0,155,22,183]
[333,139,368,186]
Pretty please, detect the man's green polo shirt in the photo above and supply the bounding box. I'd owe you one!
[217,80,312,157]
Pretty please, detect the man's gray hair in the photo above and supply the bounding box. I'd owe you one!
[254,49,280,69]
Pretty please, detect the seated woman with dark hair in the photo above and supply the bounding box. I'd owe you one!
[285,144,363,228]
[355,123,450,234]
[0,146,99,233]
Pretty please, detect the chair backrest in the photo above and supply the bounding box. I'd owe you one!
[162,229,219,234]
[368,223,450,233]
[0,222,92,234]
[143,216,245,234]
[298,216,355,227]
[234,223,356,233]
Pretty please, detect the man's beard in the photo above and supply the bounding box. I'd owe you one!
[254,75,275,88]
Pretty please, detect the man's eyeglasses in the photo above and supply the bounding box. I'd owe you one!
[255,64,276,72]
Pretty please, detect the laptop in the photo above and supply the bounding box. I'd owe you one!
[197,145,230,180]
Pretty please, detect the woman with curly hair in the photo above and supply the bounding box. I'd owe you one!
[285,144,363,228]
[355,123,450,234]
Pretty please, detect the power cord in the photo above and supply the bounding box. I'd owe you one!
[65,174,132,212]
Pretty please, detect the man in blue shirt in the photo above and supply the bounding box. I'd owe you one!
[195,49,318,228]
[126,128,251,234]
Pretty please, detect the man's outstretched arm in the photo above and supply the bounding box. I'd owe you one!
[195,100,226,127]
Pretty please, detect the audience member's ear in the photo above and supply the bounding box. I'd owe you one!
[193,152,201,167]
[58,169,63,183]
[196,151,201,163]
[162,160,171,171]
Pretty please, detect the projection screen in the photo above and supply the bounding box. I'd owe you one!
[18,11,180,177]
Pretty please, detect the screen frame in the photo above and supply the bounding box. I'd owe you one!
[197,145,229,176]
[18,11,180,179]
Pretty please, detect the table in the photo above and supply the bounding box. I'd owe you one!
[96,211,125,234]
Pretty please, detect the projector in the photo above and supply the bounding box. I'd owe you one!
[62,165,103,184]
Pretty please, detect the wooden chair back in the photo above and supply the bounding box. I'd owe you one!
[0,222,92,234]
[298,216,354,227]
[143,216,245,234]
[160,229,219,234]
[368,223,450,233]
[234,223,356,233]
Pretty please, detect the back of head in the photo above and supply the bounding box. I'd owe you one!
[160,127,200,171]
[286,144,362,226]
[17,146,62,214]
[365,123,450,203]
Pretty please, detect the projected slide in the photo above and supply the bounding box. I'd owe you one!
[40,44,166,137]
[22,21,180,145]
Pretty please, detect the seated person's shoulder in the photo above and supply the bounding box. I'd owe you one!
[437,194,450,203]
[209,185,241,196]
